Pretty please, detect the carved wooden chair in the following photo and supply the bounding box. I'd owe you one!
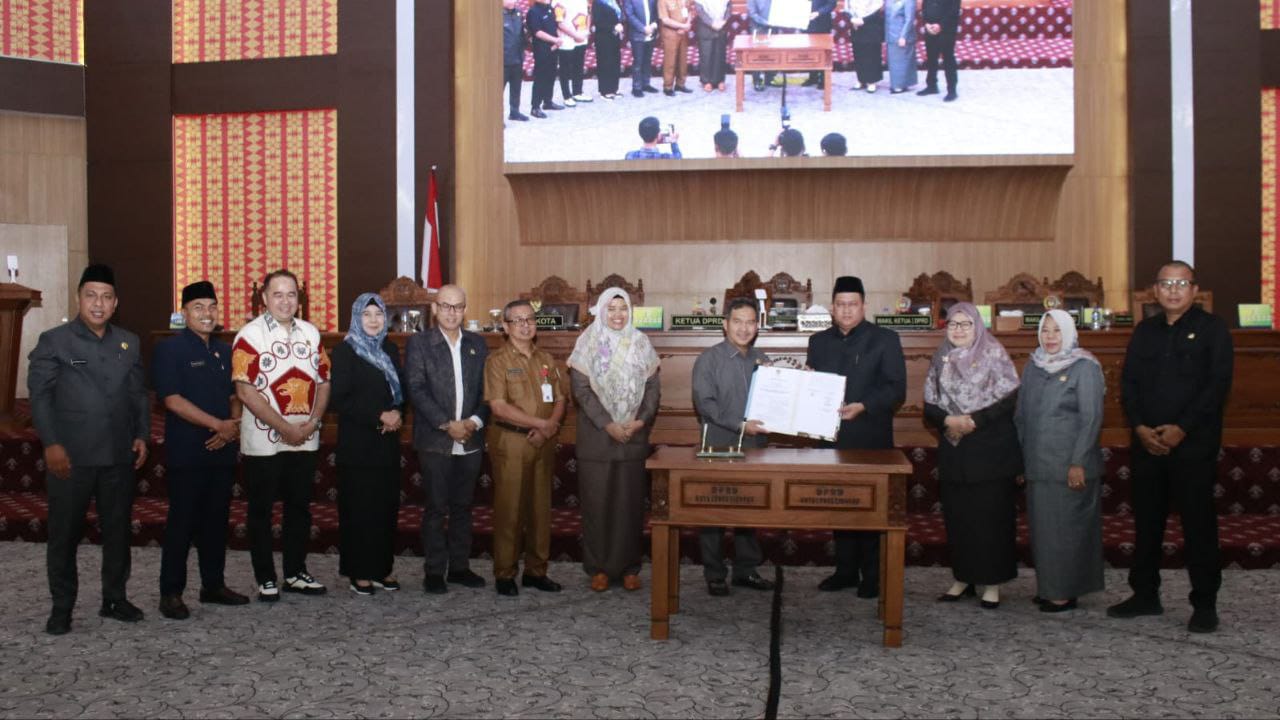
[1047,271,1105,312]
[378,276,436,332]
[983,272,1051,316]
[519,275,589,326]
[904,271,974,321]
[723,270,814,313]
[1131,288,1214,319]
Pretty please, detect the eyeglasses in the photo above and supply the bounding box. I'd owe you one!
[437,302,466,313]
[946,320,975,330]
[505,315,535,326]
[1156,279,1192,290]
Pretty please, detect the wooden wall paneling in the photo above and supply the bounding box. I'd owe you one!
[454,0,1128,324]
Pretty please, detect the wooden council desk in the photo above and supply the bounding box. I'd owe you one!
[645,446,913,647]
[733,34,834,112]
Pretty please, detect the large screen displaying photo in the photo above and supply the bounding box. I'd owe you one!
[502,0,1074,163]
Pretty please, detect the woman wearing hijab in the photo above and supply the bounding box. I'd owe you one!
[1016,310,1106,612]
[923,302,1022,609]
[593,0,625,99]
[330,293,405,595]
[568,288,661,592]
[694,0,731,92]
[883,0,917,93]
[846,0,884,93]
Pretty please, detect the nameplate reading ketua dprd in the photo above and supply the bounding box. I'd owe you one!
[670,315,725,329]
[786,481,875,510]
[681,481,770,508]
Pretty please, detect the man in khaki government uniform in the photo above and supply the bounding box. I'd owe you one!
[484,299,568,597]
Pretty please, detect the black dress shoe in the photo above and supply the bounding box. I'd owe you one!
[199,586,250,605]
[980,599,1000,610]
[673,85,691,93]
[818,573,858,592]
[936,584,976,602]
[732,574,775,591]
[801,76,819,87]
[1188,606,1220,633]
[631,90,645,98]
[423,575,448,594]
[508,112,530,121]
[100,599,144,623]
[543,102,564,111]
[159,595,190,620]
[944,91,958,102]
[856,584,880,599]
[447,569,486,588]
[1032,595,1046,605]
[1039,598,1078,613]
[917,86,939,96]
[521,574,562,592]
[1107,594,1164,619]
[495,579,519,597]
[642,84,659,93]
[530,108,547,119]
[45,609,71,635]
[707,579,729,596]
[663,89,675,96]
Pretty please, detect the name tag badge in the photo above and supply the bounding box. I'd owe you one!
[541,382,554,403]
[189,360,207,368]
[70,359,87,366]
[507,367,524,376]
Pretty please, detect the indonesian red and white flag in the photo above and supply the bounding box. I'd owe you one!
[421,167,443,290]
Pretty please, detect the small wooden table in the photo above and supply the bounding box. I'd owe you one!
[732,34,834,112]
[645,446,912,647]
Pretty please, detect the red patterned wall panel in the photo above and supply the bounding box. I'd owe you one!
[1265,0,1280,30]
[172,0,336,63]
[1,0,81,63]
[173,109,339,331]
[1265,90,1279,326]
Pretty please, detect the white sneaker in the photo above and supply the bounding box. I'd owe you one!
[573,93,593,103]
[563,97,577,107]
[257,580,280,602]
[283,571,327,595]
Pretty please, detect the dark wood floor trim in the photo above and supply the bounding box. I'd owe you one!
[0,56,84,116]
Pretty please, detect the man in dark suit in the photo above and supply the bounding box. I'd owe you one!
[28,264,150,635]
[624,0,660,97]
[406,284,491,594]
[802,0,837,87]
[918,0,962,101]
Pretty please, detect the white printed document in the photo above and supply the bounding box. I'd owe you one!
[767,0,814,30]
[744,366,846,442]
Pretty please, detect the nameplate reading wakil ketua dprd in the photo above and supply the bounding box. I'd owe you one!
[682,480,771,508]
[786,481,875,510]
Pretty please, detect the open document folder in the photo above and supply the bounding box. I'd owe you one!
[744,366,847,442]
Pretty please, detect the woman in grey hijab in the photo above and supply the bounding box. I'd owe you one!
[1016,309,1106,612]
[923,302,1022,609]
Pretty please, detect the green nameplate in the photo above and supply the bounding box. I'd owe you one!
[534,314,564,329]
[874,315,933,330]
[1111,313,1134,327]
[1239,304,1274,328]
[671,315,724,329]
[632,306,664,330]
[1021,313,1044,329]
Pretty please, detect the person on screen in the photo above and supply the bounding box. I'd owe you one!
[771,128,806,157]
[624,0,660,98]
[801,0,837,88]
[527,0,564,119]
[554,0,592,105]
[923,302,1022,610]
[846,0,885,93]
[918,0,962,102]
[747,0,776,91]
[691,298,776,597]
[658,0,694,95]
[714,128,739,158]
[568,289,661,593]
[593,0,626,99]
[625,116,683,159]
[1016,310,1106,614]
[820,132,847,156]
[502,0,530,121]
[805,276,906,599]
[695,0,731,92]
[884,0,917,93]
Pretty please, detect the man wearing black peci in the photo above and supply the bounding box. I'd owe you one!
[805,276,906,599]
[1108,261,1233,633]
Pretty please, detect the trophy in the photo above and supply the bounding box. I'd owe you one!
[407,309,423,332]
[488,308,503,331]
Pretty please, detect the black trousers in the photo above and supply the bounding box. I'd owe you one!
[558,45,586,98]
[418,450,482,576]
[1128,449,1222,608]
[47,464,135,611]
[630,38,653,90]
[244,452,318,584]
[503,63,524,115]
[922,29,958,90]
[595,33,622,95]
[337,464,400,581]
[160,465,234,595]
[532,44,559,108]
[832,530,880,590]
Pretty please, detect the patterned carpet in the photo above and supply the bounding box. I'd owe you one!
[0,543,1277,719]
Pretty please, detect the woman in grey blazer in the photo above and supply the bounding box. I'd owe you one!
[568,288,661,592]
[883,0,917,93]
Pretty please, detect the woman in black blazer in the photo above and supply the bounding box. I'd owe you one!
[330,293,405,595]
